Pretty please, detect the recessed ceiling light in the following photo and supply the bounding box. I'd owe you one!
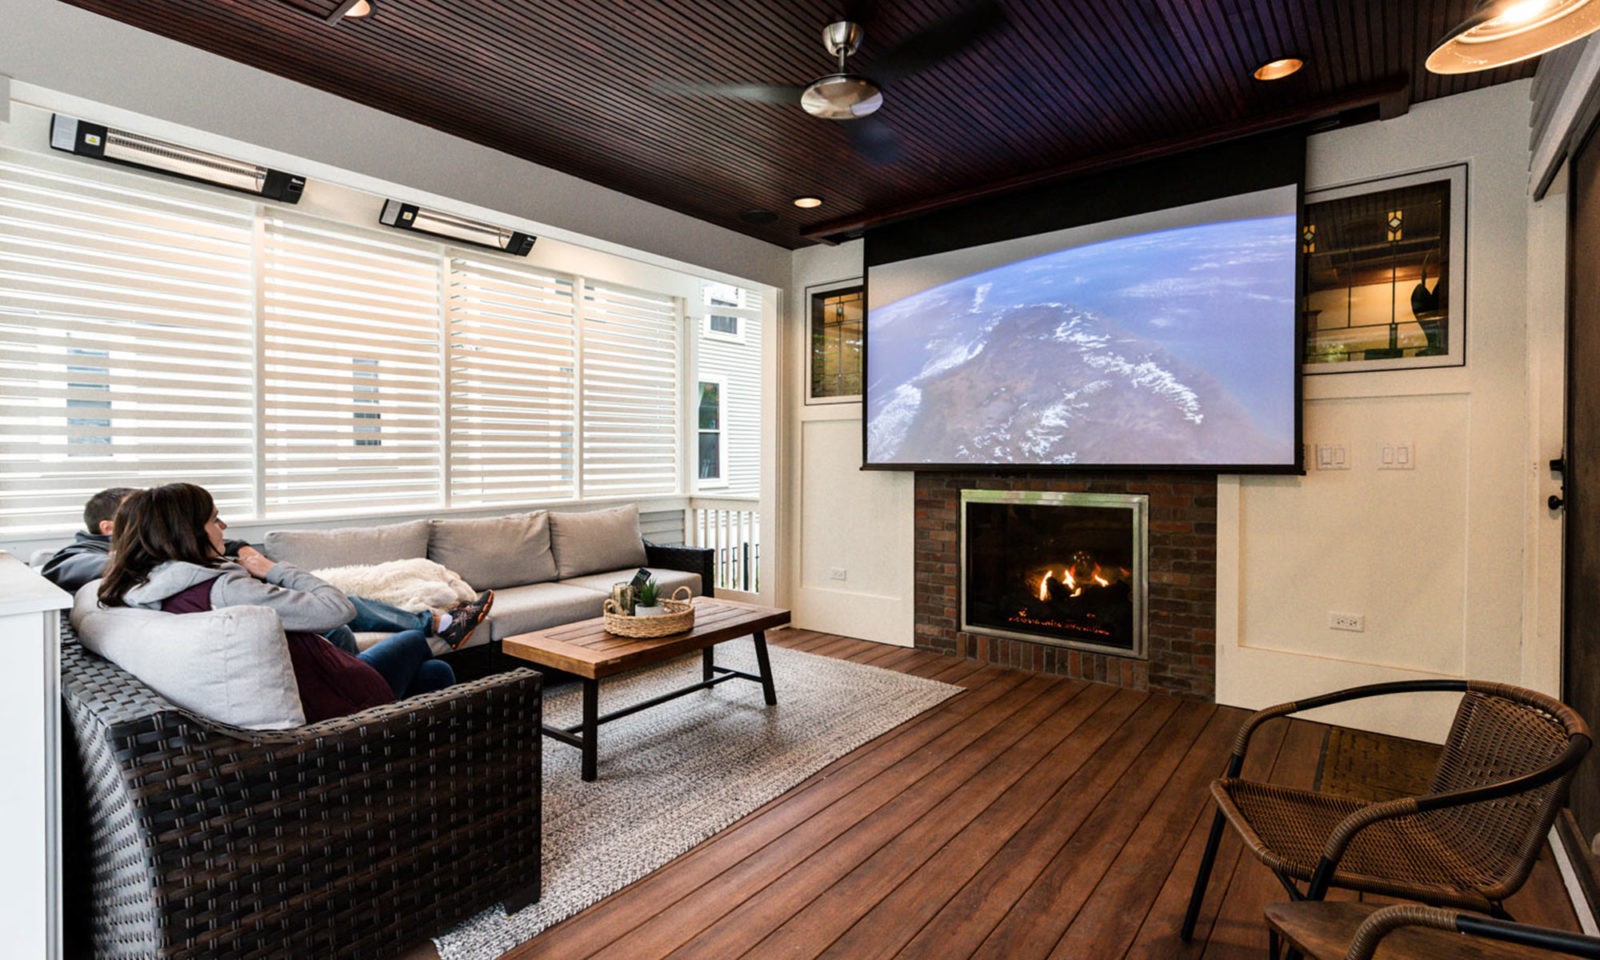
[326,0,373,23]
[793,196,824,209]
[1252,58,1304,80]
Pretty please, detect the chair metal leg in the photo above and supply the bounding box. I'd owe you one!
[1182,807,1229,941]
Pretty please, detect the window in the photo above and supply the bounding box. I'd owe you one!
[0,148,258,532]
[0,144,697,534]
[259,212,443,516]
[580,282,681,497]
[447,255,577,506]
[701,282,752,342]
[697,379,723,483]
[808,281,864,402]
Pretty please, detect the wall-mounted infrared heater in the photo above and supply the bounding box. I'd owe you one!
[379,200,536,256]
[49,115,305,203]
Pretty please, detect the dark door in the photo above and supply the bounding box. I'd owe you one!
[1564,123,1600,841]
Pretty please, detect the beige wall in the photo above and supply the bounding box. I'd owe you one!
[1218,81,1564,739]
[785,83,1567,734]
[783,243,917,645]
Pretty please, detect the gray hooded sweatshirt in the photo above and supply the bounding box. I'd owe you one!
[121,560,357,633]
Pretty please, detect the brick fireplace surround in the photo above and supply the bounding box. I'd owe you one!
[914,472,1217,700]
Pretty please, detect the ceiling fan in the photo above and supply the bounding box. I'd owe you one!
[658,2,1006,164]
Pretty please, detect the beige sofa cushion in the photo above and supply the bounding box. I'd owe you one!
[558,567,701,601]
[264,519,429,571]
[428,512,557,590]
[548,504,648,579]
[71,584,305,730]
[485,582,613,641]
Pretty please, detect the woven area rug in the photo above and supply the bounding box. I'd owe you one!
[434,643,962,960]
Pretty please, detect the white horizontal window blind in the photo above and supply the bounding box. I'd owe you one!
[580,281,680,497]
[0,149,257,533]
[260,213,444,516]
[447,255,577,505]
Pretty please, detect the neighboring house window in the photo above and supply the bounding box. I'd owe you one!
[702,283,747,342]
[697,379,723,483]
[353,357,381,447]
[66,345,112,454]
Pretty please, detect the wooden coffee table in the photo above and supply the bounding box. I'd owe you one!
[502,597,791,781]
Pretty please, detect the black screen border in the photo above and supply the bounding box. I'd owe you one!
[861,132,1307,476]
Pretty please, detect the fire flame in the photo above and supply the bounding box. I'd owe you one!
[1034,560,1126,601]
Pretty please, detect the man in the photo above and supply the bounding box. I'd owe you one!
[39,487,134,594]
[43,487,491,650]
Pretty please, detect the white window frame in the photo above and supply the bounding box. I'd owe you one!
[694,375,728,490]
[702,312,745,343]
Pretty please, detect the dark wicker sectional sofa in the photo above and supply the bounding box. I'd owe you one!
[61,622,544,959]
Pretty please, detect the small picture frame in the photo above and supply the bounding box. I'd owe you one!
[1301,164,1467,374]
[805,277,865,404]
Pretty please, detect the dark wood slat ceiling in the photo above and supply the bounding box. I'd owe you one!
[55,0,1537,249]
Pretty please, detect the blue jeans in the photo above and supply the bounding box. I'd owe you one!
[349,596,432,634]
[357,629,454,698]
[324,597,433,655]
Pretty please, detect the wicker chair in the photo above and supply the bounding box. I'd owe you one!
[61,623,544,959]
[1180,681,1591,946]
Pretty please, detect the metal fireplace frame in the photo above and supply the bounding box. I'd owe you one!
[958,489,1150,660]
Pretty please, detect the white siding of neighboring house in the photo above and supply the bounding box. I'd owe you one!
[696,295,763,500]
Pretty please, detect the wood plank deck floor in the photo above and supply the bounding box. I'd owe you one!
[405,630,1579,960]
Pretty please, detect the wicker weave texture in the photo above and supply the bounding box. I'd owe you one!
[644,541,715,597]
[1213,684,1590,911]
[61,623,544,959]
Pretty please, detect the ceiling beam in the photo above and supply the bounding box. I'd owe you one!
[801,75,1412,245]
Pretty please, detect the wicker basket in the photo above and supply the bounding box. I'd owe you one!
[603,585,695,638]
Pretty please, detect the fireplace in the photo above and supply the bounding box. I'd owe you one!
[960,490,1148,660]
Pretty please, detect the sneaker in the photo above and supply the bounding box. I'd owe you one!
[439,590,494,650]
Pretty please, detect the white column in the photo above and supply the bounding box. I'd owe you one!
[0,552,69,960]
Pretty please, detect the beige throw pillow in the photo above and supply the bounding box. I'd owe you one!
[548,504,648,579]
[264,519,430,571]
[428,512,557,590]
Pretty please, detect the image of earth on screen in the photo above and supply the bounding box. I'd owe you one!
[866,206,1299,468]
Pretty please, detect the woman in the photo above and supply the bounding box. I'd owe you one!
[98,482,454,723]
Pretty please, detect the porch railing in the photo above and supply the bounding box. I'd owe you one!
[685,498,761,595]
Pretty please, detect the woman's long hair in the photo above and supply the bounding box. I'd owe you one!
[97,483,221,606]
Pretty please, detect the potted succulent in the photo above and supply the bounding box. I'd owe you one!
[632,577,664,616]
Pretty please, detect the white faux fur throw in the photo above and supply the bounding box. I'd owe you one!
[311,558,476,614]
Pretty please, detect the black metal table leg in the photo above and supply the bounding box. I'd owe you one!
[581,678,599,782]
[702,647,715,683]
[752,630,777,706]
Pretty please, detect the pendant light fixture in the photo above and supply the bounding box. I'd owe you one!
[1427,0,1600,74]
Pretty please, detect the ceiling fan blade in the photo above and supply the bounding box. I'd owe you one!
[653,82,804,105]
[846,115,903,165]
[872,0,1006,85]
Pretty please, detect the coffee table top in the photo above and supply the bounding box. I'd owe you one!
[501,597,791,679]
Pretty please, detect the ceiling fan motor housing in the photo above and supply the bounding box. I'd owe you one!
[802,73,884,119]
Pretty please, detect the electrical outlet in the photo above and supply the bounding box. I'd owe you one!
[1328,612,1365,632]
[829,566,848,581]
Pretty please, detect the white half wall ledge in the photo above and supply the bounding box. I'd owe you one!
[0,0,791,289]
